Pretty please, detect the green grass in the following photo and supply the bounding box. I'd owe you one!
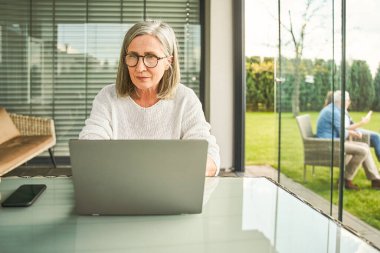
[246,111,380,229]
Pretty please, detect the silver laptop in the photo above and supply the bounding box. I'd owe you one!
[69,139,208,215]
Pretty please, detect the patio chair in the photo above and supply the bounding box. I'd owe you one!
[295,114,369,181]
[0,108,57,177]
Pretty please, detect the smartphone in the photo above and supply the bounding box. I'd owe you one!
[1,184,46,207]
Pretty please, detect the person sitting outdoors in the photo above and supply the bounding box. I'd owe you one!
[323,90,380,162]
[316,90,380,190]
[79,20,220,176]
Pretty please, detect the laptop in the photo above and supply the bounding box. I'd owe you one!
[69,139,208,215]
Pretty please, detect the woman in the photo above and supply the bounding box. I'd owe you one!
[79,20,220,176]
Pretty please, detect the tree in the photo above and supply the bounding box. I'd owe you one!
[246,59,256,110]
[300,59,331,111]
[347,60,374,111]
[246,57,275,111]
[372,64,380,111]
[282,0,326,116]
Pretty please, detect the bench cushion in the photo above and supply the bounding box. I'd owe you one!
[0,108,20,145]
[0,136,55,176]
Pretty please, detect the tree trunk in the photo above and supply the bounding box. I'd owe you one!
[292,57,301,116]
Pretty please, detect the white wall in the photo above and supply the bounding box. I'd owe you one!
[205,0,234,170]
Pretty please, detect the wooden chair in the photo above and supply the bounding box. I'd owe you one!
[0,108,56,177]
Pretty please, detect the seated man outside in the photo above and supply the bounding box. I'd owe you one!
[316,90,380,190]
[323,90,380,162]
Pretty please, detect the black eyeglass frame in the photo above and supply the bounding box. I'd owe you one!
[125,53,167,68]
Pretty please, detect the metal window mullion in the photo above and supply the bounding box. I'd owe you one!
[338,0,346,222]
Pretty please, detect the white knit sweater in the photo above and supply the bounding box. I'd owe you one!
[79,83,220,174]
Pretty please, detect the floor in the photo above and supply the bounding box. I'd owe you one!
[3,164,380,249]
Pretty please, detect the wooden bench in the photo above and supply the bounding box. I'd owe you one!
[0,108,56,177]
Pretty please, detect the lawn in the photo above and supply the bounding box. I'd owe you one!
[246,111,380,229]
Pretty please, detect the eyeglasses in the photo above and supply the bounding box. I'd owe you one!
[125,53,167,68]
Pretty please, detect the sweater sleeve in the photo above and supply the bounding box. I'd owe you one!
[181,90,221,175]
[79,88,113,140]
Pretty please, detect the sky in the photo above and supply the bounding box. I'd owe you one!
[245,0,380,76]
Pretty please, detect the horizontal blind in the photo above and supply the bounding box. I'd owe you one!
[0,0,29,113]
[147,0,201,94]
[0,0,201,157]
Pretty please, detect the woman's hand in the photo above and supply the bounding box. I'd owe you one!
[361,110,372,124]
[348,129,362,139]
[205,156,217,177]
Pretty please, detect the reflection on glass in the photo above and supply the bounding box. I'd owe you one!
[242,177,276,245]
[344,0,380,237]
[277,0,340,219]
[242,178,378,253]
[203,177,220,206]
[245,0,278,181]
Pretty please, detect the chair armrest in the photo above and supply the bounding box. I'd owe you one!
[304,137,341,150]
[303,138,342,157]
[303,137,343,167]
[9,113,55,138]
[352,133,370,145]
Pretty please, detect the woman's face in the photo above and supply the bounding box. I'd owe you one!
[126,35,171,92]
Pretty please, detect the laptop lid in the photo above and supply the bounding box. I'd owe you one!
[69,139,208,215]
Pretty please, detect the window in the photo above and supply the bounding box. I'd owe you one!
[0,0,202,156]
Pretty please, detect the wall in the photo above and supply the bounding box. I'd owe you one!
[205,0,234,170]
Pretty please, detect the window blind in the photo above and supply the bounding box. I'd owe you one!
[0,0,201,157]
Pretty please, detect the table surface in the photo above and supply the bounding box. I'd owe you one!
[0,177,378,253]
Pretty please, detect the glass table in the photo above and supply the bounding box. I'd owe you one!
[0,177,378,253]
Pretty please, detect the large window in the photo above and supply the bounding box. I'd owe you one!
[0,0,202,156]
[245,0,380,242]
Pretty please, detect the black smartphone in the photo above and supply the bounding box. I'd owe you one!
[1,184,47,207]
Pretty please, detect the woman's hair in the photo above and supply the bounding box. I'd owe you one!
[115,20,180,99]
[323,90,333,107]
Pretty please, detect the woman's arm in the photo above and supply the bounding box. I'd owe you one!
[181,90,221,176]
[79,88,113,139]
[347,111,372,130]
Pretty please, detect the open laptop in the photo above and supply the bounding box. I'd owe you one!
[69,139,208,215]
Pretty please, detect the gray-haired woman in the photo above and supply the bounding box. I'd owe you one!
[79,20,220,176]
